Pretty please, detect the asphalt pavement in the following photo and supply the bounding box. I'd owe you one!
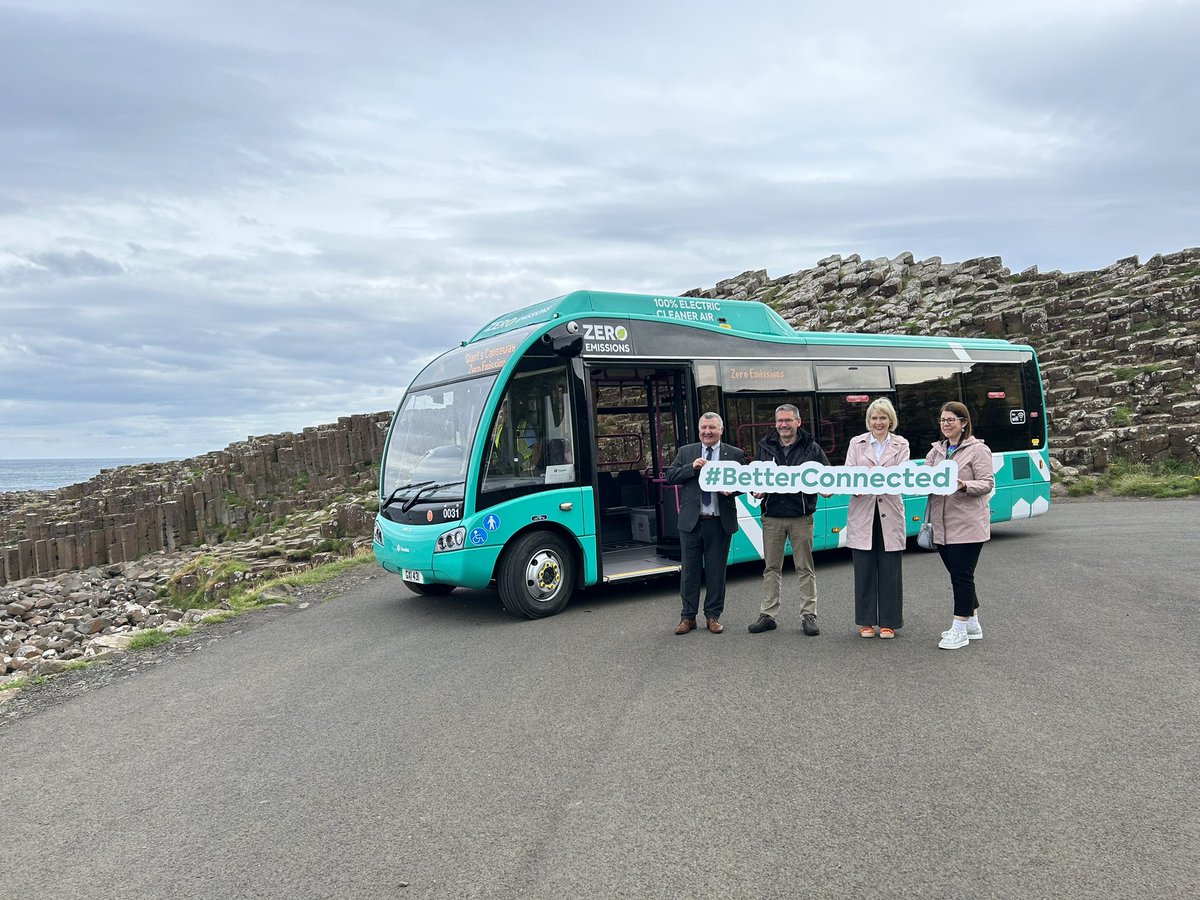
[6,499,1198,899]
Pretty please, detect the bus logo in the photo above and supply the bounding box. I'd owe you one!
[581,323,633,353]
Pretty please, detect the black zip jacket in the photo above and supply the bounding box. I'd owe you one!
[756,428,830,518]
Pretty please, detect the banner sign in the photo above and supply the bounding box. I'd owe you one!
[700,460,959,495]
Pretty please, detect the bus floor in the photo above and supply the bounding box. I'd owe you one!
[600,543,681,582]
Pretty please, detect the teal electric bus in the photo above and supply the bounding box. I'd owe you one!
[374,291,1050,617]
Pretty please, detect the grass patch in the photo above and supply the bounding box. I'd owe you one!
[128,629,174,650]
[1107,458,1200,498]
[1,674,48,692]
[166,556,251,609]
[1110,405,1132,427]
[1061,456,1200,499]
[285,538,351,562]
[198,551,375,621]
[1067,480,1098,497]
[128,624,196,650]
[1113,363,1167,380]
[201,610,241,624]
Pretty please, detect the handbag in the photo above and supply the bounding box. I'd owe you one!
[917,499,937,550]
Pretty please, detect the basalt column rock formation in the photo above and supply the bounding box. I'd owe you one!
[685,248,1200,471]
[0,413,390,586]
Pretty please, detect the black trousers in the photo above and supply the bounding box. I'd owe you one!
[937,541,984,618]
[678,517,733,620]
[852,505,903,628]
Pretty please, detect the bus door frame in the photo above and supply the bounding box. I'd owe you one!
[584,361,695,573]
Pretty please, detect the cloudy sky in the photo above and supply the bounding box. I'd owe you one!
[2,0,1197,459]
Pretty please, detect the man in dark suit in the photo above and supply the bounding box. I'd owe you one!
[665,412,746,635]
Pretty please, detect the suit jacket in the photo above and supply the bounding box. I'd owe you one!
[844,431,911,552]
[666,441,747,535]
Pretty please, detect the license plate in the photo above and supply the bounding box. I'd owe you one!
[402,569,425,583]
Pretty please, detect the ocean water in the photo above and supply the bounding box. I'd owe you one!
[0,458,175,493]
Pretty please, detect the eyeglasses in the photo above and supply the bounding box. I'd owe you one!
[938,416,964,425]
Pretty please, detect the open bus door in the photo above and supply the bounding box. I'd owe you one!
[587,364,691,583]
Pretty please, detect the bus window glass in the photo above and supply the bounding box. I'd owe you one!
[963,362,1027,452]
[411,325,539,388]
[893,364,962,454]
[721,361,813,392]
[724,394,815,459]
[815,394,886,465]
[481,366,575,494]
[814,365,891,391]
[697,385,721,423]
[382,374,495,500]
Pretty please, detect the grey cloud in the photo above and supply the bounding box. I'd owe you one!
[0,249,125,287]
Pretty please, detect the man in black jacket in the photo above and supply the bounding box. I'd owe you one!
[666,412,746,635]
[749,404,830,635]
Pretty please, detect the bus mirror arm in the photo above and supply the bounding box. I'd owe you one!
[550,334,583,357]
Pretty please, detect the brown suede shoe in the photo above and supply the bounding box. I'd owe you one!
[674,618,697,635]
[706,617,724,634]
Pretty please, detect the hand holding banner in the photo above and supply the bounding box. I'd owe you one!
[699,460,959,495]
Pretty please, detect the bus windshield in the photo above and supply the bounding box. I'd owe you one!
[381,374,497,503]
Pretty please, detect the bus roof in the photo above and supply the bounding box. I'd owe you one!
[466,289,1034,354]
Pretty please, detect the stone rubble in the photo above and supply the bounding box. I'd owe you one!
[0,534,373,681]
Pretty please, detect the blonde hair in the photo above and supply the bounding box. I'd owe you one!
[865,397,898,432]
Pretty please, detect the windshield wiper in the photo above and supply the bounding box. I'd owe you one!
[382,481,435,510]
[401,480,467,513]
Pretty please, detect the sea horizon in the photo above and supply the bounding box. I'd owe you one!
[0,457,178,493]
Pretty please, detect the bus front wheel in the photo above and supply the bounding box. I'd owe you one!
[404,580,454,596]
[498,531,574,618]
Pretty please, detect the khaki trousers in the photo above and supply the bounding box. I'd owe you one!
[761,515,817,618]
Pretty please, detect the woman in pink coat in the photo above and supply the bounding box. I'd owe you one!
[845,398,910,638]
[925,401,995,650]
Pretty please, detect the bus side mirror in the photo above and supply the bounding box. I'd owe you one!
[550,333,583,357]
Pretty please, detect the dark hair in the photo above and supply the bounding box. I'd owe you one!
[940,401,972,439]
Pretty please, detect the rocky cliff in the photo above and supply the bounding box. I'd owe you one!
[685,247,1200,472]
[1,413,388,587]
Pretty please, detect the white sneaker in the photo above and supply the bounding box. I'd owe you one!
[938,629,970,649]
[941,623,983,641]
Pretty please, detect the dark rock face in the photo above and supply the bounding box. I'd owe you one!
[685,248,1200,473]
[1,413,390,585]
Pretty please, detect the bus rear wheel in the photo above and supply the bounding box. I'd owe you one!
[498,531,574,618]
[404,580,454,596]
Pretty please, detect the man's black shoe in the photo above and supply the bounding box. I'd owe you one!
[748,614,777,634]
[802,614,820,636]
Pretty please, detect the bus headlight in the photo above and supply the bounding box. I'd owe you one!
[435,527,466,553]
[373,522,383,545]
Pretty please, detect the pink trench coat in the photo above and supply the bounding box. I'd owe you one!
[923,435,995,545]
[844,432,911,553]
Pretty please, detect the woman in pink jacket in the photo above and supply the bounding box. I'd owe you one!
[845,398,910,639]
[925,401,995,650]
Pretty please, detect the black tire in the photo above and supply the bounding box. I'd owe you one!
[497,531,575,618]
[404,580,455,596]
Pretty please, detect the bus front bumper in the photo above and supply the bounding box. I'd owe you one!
[373,516,496,590]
